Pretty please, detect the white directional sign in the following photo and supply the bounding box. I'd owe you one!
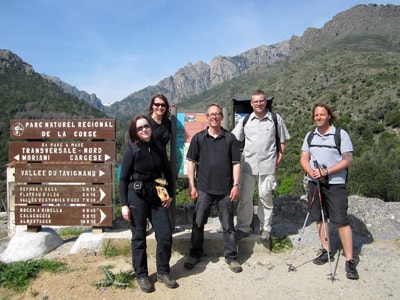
[14,163,113,183]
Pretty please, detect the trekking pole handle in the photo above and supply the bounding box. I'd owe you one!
[313,160,319,169]
[313,160,323,178]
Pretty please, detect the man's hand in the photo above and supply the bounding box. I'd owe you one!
[230,186,239,201]
[188,186,198,201]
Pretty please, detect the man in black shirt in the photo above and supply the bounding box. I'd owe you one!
[184,103,242,273]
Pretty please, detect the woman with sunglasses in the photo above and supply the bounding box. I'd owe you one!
[148,94,172,148]
[119,115,178,293]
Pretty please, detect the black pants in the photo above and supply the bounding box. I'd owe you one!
[189,191,238,261]
[129,191,172,278]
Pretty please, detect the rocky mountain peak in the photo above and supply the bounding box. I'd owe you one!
[289,4,400,57]
[0,50,35,75]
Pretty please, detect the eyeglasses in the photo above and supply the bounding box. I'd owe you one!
[153,103,167,108]
[136,124,151,132]
[206,112,223,118]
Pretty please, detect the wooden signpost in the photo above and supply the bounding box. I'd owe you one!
[9,119,116,231]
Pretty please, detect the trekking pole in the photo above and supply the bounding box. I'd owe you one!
[332,246,342,281]
[287,187,318,272]
[313,160,334,281]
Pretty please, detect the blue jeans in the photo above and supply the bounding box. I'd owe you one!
[189,191,238,261]
[129,191,172,278]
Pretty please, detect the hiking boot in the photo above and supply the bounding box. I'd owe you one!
[345,259,359,280]
[184,256,200,269]
[137,277,155,293]
[259,230,270,241]
[313,249,334,265]
[236,230,250,240]
[157,273,179,288]
[225,259,243,273]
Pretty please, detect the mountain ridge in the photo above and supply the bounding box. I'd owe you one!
[106,4,400,121]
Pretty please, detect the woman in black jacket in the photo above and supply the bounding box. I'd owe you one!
[119,115,178,293]
[148,93,172,149]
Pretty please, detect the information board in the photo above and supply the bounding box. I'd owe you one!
[176,112,209,176]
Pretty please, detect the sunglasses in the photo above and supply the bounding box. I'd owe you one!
[153,103,167,108]
[136,124,151,132]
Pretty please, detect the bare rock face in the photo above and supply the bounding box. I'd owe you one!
[289,4,400,58]
[155,41,291,103]
[41,74,105,110]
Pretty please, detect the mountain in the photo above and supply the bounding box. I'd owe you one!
[41,74,105,111]
[106,4,400,122]
[106,42,290,121]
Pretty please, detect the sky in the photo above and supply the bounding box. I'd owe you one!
[1,1,399,104]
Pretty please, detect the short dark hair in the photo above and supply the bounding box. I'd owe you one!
[251,89,266,98]
[207,103,223,116]
[128,115,152,143]
[312,103,337,125]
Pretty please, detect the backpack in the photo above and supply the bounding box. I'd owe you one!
[306,128,342,155]
[242,112,281,154]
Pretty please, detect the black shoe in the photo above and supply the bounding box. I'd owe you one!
[225,259,243,273]
[137,277,155,293]
[236,230,250,240]
[157,273,179,288]
[345,259,359,280]
[184,256,200,269]
[313,249,334,265]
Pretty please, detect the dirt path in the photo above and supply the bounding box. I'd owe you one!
[1,237,399,299]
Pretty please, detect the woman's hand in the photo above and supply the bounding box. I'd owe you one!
[121,205,131,222]
[162,198,173,208]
